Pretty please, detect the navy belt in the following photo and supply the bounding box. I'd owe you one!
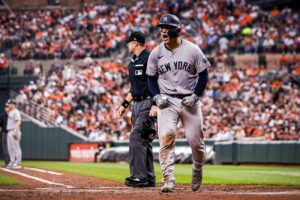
[133,96,151,102]
[166,94,190,99]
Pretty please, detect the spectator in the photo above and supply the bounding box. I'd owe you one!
[0,54,8,75]
[23,63,34,76]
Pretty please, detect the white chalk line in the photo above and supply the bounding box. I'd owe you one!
[23,167,63,175]
[0,168,72,188]
[0,188,132,194]
[0,187,299,195]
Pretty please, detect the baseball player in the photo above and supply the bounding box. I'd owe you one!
[116,31,156,187]
[147,14,210,192]
[6,99,22,169]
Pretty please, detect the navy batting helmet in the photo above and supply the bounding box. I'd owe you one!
[157,14,181,38]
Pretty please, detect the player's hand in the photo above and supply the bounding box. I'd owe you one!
[12,131,18,140]
[181,94,198,108]
[116,106,126,117]
[153,94,169,109]
[149,105,157,117]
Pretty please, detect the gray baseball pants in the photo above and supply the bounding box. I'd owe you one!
[157,95,206,183]
[7,130,22,166]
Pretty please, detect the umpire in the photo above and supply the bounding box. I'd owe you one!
[0,103,10,167]
[116,31,156,187]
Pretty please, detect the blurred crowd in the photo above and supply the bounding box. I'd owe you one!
[3,0,300,142]
[16,59,131,143]
[15,55,300,142]
[202,58,300,141]
[1,0,299,60]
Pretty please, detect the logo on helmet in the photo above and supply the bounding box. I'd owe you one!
[163,16,168,22]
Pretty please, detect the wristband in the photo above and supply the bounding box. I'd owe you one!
[122,100,130,108]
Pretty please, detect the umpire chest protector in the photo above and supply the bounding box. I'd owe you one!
[128,49,151,98]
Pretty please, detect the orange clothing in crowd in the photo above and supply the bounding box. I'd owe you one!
[217,14,225,21]
[248,77,257,84]
[49,43,59,53]
[85,113,95,121]
[224,82,241,92]
[233,7,242,16]
[294,66,300,75]
[91,42,98,49]
[280,55,289,63]
[252,128,261,137]
[270,8,280,17]
[151,18,159,26]
[45,15,53,25]
[246,127,253,136]
[63,103,71,112]
[240,14,253,26]
[35,31,43,39]
[86,71,94,81]
[272,80,281,89]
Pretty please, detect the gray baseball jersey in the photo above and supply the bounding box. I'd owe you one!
[7,109,21,131]
[146,39,210,94]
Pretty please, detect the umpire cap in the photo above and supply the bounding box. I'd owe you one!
[125,31,146,44]
[157,14,181,29]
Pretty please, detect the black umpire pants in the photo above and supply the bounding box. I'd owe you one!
[129,98,155,181]
[1,131,10,165]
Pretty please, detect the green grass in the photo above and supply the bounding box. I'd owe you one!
[0,173,23,186]
[1,161,300,186]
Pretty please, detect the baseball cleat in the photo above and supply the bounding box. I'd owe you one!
[191,168,203,191]
[11,163,22,169]
[5,163,13,169]
[160,180,175,193]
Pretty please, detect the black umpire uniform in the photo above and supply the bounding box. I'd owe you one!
[0,105,10,166]
[123,31,156,187]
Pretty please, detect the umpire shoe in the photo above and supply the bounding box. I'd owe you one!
[124,177,154,187]
[191,168,203,192]
[160,180,175,193]
[147,177,156,187]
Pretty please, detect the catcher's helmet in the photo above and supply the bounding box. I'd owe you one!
[157,14,181,38]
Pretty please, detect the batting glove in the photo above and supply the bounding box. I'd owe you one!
[181,94,198,108]
[153,94,169,109]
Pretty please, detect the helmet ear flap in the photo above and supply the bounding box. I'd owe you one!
[167,27,180,38]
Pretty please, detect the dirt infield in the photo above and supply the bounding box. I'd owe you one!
[0,167,299,200]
